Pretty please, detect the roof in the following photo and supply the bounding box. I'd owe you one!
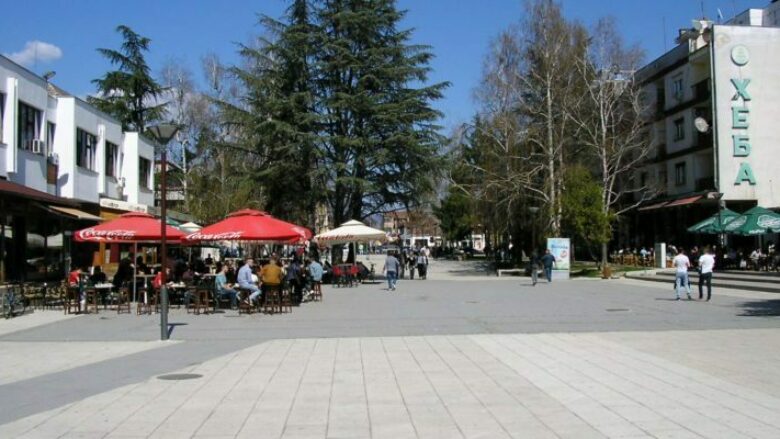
[0,179,79,207]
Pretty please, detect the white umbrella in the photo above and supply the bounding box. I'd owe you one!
[179,222,202,233]
[314,220,388,245]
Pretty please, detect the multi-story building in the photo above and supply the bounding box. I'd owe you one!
[0,54,158,281]
[627,0,780,249]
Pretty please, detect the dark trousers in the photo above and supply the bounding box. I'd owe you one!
[698,272,712,300]
[544,266,553,282]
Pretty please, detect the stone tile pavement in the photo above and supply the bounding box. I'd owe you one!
[2,329,780,439]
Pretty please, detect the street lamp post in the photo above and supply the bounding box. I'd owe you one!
[528,206,539,255]
[148,123,179,341]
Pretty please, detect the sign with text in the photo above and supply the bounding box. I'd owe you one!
[546,237,570,280]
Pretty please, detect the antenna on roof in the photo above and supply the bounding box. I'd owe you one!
[700,0,707,18]
[663,16,668,51]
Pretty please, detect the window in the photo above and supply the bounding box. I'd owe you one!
[46,122,56,156]
[675,162,687,186]
[672,76,684,100]
[673,118,685,141]
[76,128,97,170]
[17,101,41,151]
[105,141,118,178]
[139,157,151,190]
[0,93,5,142]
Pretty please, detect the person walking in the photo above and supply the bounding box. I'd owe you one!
[673,248,692,301]
[540,249,556,282]
[698,246,715,301]
[383,251,401,291]
[416,251,429,280]
[529,251,540,286]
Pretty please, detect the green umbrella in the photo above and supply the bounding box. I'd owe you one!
[166,217,182,227]
[687,208,740,234]
[723,206,780,236]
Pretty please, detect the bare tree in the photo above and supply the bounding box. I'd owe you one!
[568,17,653,266]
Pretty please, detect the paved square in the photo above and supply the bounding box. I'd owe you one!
[1,260,779,438]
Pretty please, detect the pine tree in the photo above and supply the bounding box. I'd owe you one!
[88,25,166,132]
[315,0,449,225]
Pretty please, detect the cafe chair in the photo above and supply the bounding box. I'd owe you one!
[64,286,81,315]
[311,281,323,302]
[237,287,255,315]
[262,284,281,314]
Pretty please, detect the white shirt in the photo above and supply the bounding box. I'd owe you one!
[699,254,715,274]
[673,254,690,273]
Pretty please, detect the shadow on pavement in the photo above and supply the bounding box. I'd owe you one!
[737,299,780,317]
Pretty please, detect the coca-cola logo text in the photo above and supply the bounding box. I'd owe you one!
[185,231,244,241]
[77,228,137,241]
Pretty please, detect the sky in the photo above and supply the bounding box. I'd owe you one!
[0,0,770,131]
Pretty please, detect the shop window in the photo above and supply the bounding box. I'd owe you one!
[17,101,41,152]
[139,157,152,190]
[76,128,97,170]
[675,162,687,186]
[105,141,118,178]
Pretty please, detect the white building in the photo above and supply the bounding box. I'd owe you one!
[0,54,157,281]
[0,55,155,207]
[629,0,780,248]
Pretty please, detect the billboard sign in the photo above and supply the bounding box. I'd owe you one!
[546,237,571,280]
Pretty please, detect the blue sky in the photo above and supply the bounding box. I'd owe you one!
[0,0,769,130]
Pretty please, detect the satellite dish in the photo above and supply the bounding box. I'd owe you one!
[694,117,710,133]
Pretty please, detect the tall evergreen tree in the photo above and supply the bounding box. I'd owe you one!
[89,25,166,132]
[225,0,319,226]
[315,0,449,225]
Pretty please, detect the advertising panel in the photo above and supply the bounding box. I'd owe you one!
[546,237,570,280]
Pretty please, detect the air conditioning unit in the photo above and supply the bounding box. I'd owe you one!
[30,139,46,154]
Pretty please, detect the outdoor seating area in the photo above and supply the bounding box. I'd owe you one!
[1,210,388,323]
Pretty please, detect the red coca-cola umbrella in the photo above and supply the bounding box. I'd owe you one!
[184,209,311,243]
[73,212,186,304]
[74,212,185,243]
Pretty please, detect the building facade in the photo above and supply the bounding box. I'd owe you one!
[628,1,780,249]
[0,55,157,281]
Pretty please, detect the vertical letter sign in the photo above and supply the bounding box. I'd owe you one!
[730,46,756,186]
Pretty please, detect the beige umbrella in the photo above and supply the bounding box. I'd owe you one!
[314,220,388,245]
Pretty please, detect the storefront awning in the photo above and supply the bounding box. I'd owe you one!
[0,180,78,206]
[665,195,703,207]
[47,205,104,221]
[638,201,668,211]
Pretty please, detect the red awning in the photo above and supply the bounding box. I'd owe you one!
[184,209,311,243]
[665,195,703,207]
[638,201,668,211]
[74,212,185,243]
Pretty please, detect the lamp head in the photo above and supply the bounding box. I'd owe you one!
[147,123,180,146]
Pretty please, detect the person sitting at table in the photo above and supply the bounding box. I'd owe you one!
[113,257,134,290]
[68,266,85,287]
[215,264,239,309]
[90,266,107,284]
[237,258,261,305]
[135,256,149,274]
[285,257,304,304]
[260,256,284,300]
[152,267,174,290]
[205,253,214,267]
[181,264,196,285]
